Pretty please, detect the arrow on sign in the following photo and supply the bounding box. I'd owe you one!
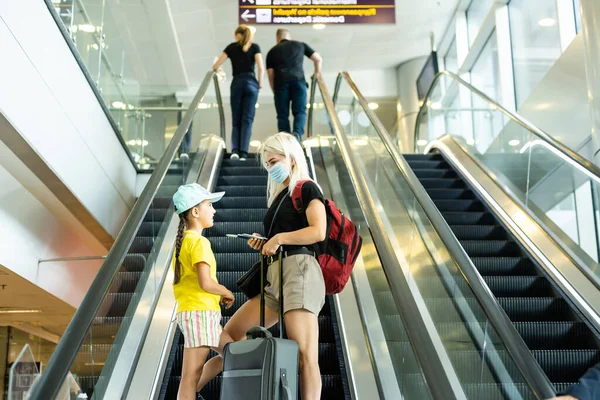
[241,9,256,21]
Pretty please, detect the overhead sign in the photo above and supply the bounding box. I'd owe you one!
[238,0,396,25]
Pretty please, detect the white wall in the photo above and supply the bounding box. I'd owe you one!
[0,0,136,239]
[0,161,103,308]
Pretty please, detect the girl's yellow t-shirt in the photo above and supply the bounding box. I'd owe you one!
[172,230,220,313]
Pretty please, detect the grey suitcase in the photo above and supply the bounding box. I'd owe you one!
[220,251,299,400]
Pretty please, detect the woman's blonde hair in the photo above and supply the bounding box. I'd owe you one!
[259,132,318,206]
[235,25,253,52]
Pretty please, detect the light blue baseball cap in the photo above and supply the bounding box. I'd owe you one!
[173,183,225,214]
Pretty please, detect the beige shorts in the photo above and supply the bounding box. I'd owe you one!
[264,254,325,316]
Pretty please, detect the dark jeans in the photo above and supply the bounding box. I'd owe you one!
[230,74,259,155]
[274,80,308,141]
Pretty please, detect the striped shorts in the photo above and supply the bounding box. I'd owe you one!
[176,310,222,348]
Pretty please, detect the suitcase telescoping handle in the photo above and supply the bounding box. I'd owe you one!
[259,249,284,338]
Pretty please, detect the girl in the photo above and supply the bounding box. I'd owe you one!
[196,132,327,400]
[172,183,235,400]
[213,25,264,161]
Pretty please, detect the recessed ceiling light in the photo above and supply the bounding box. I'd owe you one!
[509,139,520,146]
[112,101,125,109]
[255,103,260,108]
[417,140,428,146]
[198,103,210,109]
[0,309,42,314]
[430,102,442,110]
[368,102,379,110]
[250,140,261,147]
[78,24,96,33]
[538,18,556,27]
[313,24,326,30]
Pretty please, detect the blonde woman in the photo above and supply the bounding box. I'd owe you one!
[213,25,264,161]
[196,132,326,400]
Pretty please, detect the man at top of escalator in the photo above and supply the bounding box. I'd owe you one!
[266,29,323,143]
[549,362,600,400]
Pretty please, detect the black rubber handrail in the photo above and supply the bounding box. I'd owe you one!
[28,71,219,399]
[334,71,556,399]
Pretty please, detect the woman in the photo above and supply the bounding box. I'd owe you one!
[213,25,264,161]
[196,132,327,400]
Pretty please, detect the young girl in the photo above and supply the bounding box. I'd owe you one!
[172,183,235,400]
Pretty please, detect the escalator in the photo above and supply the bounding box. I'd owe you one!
[403,152,600,393]
[159,154,348,399]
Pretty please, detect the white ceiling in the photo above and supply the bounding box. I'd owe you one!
[107,0,459,95]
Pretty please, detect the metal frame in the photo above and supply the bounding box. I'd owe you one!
[27,71,219,400]
[316,73,464,400]
[335,71,556,399]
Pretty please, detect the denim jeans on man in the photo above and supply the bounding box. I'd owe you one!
[230,73,259,157]
[274,79,308,141]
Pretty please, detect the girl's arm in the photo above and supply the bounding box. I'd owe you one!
[262,199,326,256]
[197,262,232,297]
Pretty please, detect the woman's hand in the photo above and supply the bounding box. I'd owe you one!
[247,233,266,251]
[262,235,281,256]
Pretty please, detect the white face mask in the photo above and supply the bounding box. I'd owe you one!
[268,162,289,184]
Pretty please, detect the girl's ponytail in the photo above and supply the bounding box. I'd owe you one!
[173,215,186,285]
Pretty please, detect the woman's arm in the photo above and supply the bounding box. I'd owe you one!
[255,53,265,89]
[212,52,228,71]
[262,199,326,256]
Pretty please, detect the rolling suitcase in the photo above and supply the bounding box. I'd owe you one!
[220,250,299,400]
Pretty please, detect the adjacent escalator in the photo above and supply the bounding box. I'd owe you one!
[403,152,600,393]
[159,154,349,399]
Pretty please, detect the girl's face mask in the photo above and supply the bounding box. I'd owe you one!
[268,161,289,184]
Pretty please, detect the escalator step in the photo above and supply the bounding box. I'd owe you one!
[412,169,457,179]
[120,254,147,272]
[138,222,163,237]
[471,257,537,276]
[214,209,268,222]
[151,197,173,209]
[205,222,265,237]
[91,317,122,340]
[221,159,262,167]
[98,292,135,318]
[459,240,522,257]
[214,253,260,272]
[156,186,179,198]
[425,188,474,200]
[209,237,260,253]
[482,276,554,297]
[404,160,450,170]
[386,341,422,374]
[498,297,572,322]
[218,176,267,186]
[162,175,184,186]
[450,225,506,240]
[433,199,485,212]
[533,350,600,383]
[403,153,443,161]
[418,178,466,189]
[514,322,598,350]
[143,208,168,223]
[214,185,266,196]
[128,237,154,254]
[441,212,496,225]
[215,197,267,209]
[109,271,142,293]
[219,167,266,176]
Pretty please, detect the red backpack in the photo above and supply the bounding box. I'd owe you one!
[291,180,362,295]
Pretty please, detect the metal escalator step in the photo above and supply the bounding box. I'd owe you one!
[482,276,554,297]
[109,271,142,293]
[425,188,475,200]
[214,185,266,196]
[214,209,267,222]
[514,322,598,350]
[221,158,262,167]
[441,211,496,225]
[156,185,179,198]
[498,297,572,321]
[209,237,258,253]
[448,350,516,384]
[143,208,168,222]
[533,350,600,383]
[98,293,135,318]
[217,176,267,186]
[404,160,450,170]
[137,222,163,237]
[386,341,421,374]
[221,292,250,317]
[205,222,265,237]
[459,240,522,257]
[74,344,111,365]
[128,237,154,254]
[402,153,443,161]
[151,197,173,209]
[215,197,267,209]
[418,178,466,189]
[214,253,260,272]
[91,317,122,339]
[450,225,506,240]
[217,271,246,288]
[412,168,457,179]
[219,166,266,176]
[162,174,184,186]
[471,257,537,276]
[120,254,147,272]
[433,199,485,212]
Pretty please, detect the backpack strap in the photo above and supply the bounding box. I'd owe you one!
[291,180,311,213]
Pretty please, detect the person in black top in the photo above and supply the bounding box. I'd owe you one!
[266,29,323,142]
[194,132,327,400]
[213,25,264,160]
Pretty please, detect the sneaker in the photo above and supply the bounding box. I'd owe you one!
[239,151,248,161]
[180,153,189,161]
[230,153,240,160]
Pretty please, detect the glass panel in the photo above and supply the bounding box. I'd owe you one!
[573,0,582,32]
[509,0,563,106]
[334,78,536,398]
[8,345,39,400]
[444,37,458,73]
[467,0,494,46]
